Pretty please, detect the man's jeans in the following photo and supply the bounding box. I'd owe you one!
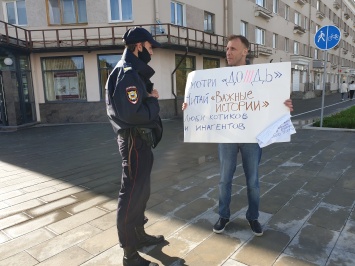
[218,143,262,221]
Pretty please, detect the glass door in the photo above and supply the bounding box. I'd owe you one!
[18,56,36,123]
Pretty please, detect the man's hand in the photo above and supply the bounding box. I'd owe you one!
[284,99,293,112]
[182,102,188,110]
[149,89,159,99]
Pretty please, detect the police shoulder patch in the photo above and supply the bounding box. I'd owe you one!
[126,86,139,104]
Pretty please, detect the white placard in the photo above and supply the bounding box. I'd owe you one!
[183,62,292,143]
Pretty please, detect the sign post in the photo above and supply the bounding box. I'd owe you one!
[314,25,341,127]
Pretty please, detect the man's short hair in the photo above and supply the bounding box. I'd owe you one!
[227,35,249,49]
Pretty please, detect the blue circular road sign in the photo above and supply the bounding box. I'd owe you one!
[314,25,341,50]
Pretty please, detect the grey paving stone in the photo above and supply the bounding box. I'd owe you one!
[174,198,215,221]
[173,218,213,244]
[274,254,318,266]
[0,201,7,209]
[80,244,123,266]
[0,231,9,244]
[308,203,350,231]
[61,194,112,214]
[144,217,186,239]
[184,233,241,266]
[285,224,339,265]
[0,228,55,260]
[170,186,208,204]
[267,178,305,196]
[0,190,23,201]
[327,248,355,266]
[26,224,102,262]
[302,178,337,194]
[0,199,44,219]
[229,192,249,216]
[21,180,63,193]
[97,199,117,212]
[4,210,72,238]
[322,187,355,207]
[39,186,86,202]
[0,177,51,195]
[336,175,355,190]
[332,219,355,254]
[146,237,190,265]
[78,226,118,256]
[0,213,30,230]
[0,251,39,266]
[4,187,58,205]
[260,192,291,214]
[46,207,107,234]
[287,190,322,211]
[233,230,290,266]
[88,211,116,230]
[267,205,310,237]
[25,197,78,217]
[35,246,92,266]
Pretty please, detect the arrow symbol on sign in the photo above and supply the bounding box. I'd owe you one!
[263,101,269,108]
[274,71,282,78]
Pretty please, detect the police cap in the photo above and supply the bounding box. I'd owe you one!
[123,27,161,48]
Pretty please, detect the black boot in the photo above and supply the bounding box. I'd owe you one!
[123,247,158,266]
[135,226,165,249]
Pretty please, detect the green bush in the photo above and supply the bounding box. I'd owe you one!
[313,106,355,129]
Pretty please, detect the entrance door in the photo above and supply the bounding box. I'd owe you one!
[18,56,36,124]
[0,72,8,126]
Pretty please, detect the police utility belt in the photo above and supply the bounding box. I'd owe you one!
[118,128,155,147]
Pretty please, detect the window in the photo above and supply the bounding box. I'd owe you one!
[272,33,278,49]
[256,0,265,7]
[240,21,248,37]
[303,44,307,56]
[316,0,320,11]
[204,11,214,33]
[47,0,87,25]
[3,0,27,25]
[285,38,289,52]
[314,48,318,59]
[294,41,299,55]
[42,56,86,101]
[304,16,308,30]
[255,27,265,45]
[175,55,195,97]
[294,12,301,26]
[98,54,121,100]
[285,5,289,20]
[171,1,184,26]
[203,57,220,69]
[273,0,278,13]
[109,0,132,22]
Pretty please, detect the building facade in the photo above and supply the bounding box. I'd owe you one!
[0,0,355,127]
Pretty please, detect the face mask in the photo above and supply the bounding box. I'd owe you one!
[138,46,151,64]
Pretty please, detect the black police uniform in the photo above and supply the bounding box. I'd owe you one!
[106,47,162,248]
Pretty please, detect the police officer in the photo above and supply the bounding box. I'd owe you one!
[106,27,164,266]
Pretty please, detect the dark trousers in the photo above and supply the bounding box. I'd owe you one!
[116,135,153,247]
[350,90,355,99]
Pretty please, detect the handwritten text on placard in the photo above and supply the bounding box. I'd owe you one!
[183,62,291,143]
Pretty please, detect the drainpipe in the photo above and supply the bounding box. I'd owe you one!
[154,0,160,22]
[307,0,311,91]
[171,47,188,116]
[224,0,228,36]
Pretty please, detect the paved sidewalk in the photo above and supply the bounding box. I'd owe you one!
[0,97,355,265]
